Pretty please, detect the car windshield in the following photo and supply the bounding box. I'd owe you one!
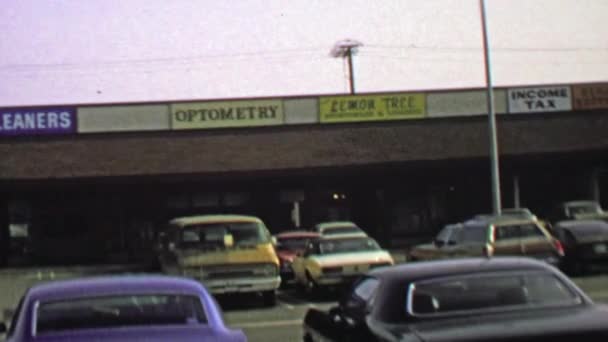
[36,294,206,334]
[181,222,267,248]
[319,237,380,254]
[409,271,581,316]
[461,224,488,243]
[322,226,363,235]
[276,237,309,251]
[569,203,602,215]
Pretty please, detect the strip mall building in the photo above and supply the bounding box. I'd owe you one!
[1,82,607,263]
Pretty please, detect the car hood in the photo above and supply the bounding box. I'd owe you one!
[564,223,608,243]
[310,250,393,267]
[374,305,608,342]
[32,325,245,342]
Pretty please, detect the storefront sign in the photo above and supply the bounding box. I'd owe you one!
[572,84,608,110]
[0,107,76,136]
[171,99,284,129]
[319,94,426,123]
[508,86,571,113]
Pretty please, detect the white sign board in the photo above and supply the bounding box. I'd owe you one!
[508,86,572,113]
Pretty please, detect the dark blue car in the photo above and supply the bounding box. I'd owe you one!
[1,275,246,341]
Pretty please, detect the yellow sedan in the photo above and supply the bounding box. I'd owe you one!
[291,235,394,296]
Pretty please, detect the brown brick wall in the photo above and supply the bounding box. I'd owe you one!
[0,111,606,180]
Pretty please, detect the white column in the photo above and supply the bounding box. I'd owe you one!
[513,176,520,209]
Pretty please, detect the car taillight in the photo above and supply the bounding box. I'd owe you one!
[554,239,565,257]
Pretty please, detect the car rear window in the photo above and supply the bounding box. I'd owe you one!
[36,294,206,334]
[319,237,380,254]
[408,271,581,317]
[322,226,362,235]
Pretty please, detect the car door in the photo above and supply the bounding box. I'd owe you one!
[519,222,557,258]
[438,226,467,259]
[493,223,524,256]
[453,224,487,257]
[340,277,380,341]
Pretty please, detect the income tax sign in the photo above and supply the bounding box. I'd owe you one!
[508,86,572,113]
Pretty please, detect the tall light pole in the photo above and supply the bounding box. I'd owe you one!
[331,39,363,94]
[480,0,502,215]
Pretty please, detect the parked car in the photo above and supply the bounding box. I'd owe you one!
[274,230,320,285]
[474,207,539,221]
[408,216,563,266]
[157,214,280,306]
[551,200,608,222]
[311,221,367,237]
[291,235,393,296]
[1,275,246,342]
[553,219,608,274]
[303,257,608,342]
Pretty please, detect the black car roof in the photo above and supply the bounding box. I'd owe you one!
[368,257,552,283]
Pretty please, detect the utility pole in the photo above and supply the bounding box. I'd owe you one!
[331,39,362,94]
[480,0,502,215]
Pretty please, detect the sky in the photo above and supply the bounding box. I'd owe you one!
[0,0,607,107]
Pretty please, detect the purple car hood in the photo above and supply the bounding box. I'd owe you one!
[30,325,245,342]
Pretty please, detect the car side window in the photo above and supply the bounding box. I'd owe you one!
[495,225,520,241]
[519,224,544,238]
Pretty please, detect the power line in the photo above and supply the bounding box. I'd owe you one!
[0,47,329,71]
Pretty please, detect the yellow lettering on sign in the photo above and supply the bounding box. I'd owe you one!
[319,94,426,123]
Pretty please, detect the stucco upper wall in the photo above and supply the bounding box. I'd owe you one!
[0,111,606,180]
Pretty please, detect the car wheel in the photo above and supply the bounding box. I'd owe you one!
[262,290,277,307]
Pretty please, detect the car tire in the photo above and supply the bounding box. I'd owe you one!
[262,290,277,307]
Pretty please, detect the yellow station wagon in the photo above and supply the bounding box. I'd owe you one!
[408,216,564,266]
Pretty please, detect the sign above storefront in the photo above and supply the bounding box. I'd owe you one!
[572,83,608,110]
[508,86,572,113]
[171,99,284,130]
[0,107,76,136]
[319,93,426,123]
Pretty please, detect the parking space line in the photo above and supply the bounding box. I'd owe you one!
[279,301,294,310]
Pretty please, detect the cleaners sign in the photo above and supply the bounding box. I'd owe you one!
[0,108,76,136]
[508,86,572,113]
[171,99,284,130]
